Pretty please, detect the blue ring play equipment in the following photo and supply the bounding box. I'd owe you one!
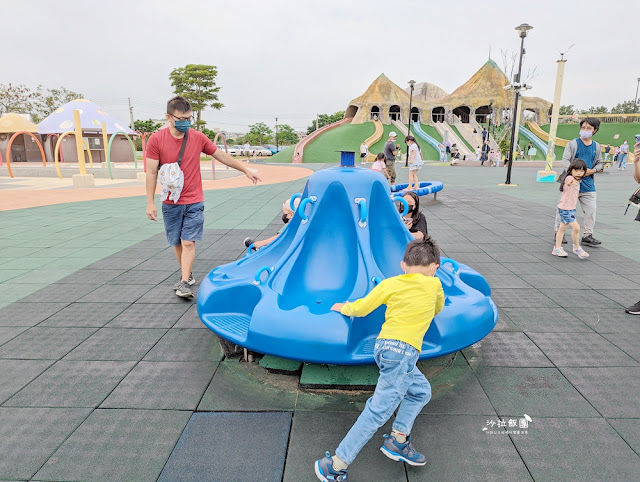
[197,167,497,365]
[393,196,409,217]
[391,181,444,197]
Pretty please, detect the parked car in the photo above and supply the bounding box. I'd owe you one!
[263,144,278,155]
[225,145,243,156]
[252,146,273,156]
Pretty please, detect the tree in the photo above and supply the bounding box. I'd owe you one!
[559,105,575,115]
[306,111,345,134]
[0,83,38,116]
[169,64,224,130]
[611,100,639,114]
[32,86,83,122]
[579,106,608,115]
[134,119,163,133]
[202,128,218,142]
[246,122,273,144]
[275,124,298,145]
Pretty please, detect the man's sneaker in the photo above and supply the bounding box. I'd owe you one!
[314,452,348,482]
[573,246,589,259]
[552,247,568,258]
[554,233,568,244]
[625,301,640,315]
[243,237,254,248]
[581,234,602,246]
[175,281,194,299]
[380,434,426,466]
[173,273,195,291]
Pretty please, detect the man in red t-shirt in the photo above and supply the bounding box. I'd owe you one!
[146,96,261,298]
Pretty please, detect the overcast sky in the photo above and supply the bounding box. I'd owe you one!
[5,0,638,133]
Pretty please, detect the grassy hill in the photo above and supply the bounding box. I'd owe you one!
[297,123,376,163]
[268,146,294,163]
[540,123,640,148]
[368,123,441,161]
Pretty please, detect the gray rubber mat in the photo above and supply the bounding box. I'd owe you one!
[159,412,291,482]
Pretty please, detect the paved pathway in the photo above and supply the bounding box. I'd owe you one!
[0,164,638,481]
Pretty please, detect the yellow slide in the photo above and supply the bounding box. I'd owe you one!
[527,121,635,163]
[363,119,383,162]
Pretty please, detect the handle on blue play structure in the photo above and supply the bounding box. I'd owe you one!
[290,193,302,210]
[371,276,382,285]
[246,243,257,254]
[393,195,409,217]
[253,266,274,285]
[439,258,459,274]
[355,198,367,227]
[298,196,317,223]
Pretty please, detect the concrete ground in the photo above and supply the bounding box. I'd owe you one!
[0,163,639,481]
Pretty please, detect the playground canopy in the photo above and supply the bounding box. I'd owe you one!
[37,99,134,135]
[0,113,38,133]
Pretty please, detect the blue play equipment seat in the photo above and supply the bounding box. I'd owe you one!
[390,181,444,197]
[197,167,497,365]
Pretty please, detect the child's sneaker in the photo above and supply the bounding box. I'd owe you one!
[380,434,426,466]
[552,247,568,258]
[573,246,589,259]
[314,452,348,481]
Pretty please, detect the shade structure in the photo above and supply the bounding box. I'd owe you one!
[37,99,134,135]
[0,113,38,133]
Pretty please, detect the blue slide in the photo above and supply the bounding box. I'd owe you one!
[197,167,497,365]
[411,121,441,151]
[519,126,548,155]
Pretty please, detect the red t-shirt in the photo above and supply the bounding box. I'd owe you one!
[146,128,217,205]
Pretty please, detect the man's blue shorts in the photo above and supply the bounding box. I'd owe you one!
[161,202,204,246]
[558,208,576,225]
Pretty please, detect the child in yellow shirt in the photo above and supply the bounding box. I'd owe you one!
[315,238,444,482]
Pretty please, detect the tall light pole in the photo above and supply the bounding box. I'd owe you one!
[405,79,416,167]
[504,23,533,186]
[635,78,640,112]
[275,117,278,152]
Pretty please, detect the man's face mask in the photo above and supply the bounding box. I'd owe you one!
[174,119,191,132]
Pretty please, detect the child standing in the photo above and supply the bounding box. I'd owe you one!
[371,152,390,179]
[360,142,368,165]
[406,135,423,190]
[315,238,444,482]
[553,158,589,259]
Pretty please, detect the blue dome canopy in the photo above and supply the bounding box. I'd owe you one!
[37,99,134,135]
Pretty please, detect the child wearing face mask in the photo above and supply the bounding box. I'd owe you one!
[553,158,589,259]
[315,238,444,482]
[243,196,300,250]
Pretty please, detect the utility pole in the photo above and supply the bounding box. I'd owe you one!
[635,77,640,112]
[128,97,135,131]
[316,113,319,132]
[275,117,278,152]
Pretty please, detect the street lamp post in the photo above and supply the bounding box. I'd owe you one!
[405,79,416,167]
[275,117,278,152]
[635,78,640,112]
[504,23,533,185]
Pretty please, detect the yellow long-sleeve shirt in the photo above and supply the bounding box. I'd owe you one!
[340,273,445,351]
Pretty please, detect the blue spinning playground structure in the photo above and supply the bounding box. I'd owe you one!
[197,167,497,365]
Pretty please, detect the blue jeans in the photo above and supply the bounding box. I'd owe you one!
[335,339,431,465]
[618,153,628,169]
